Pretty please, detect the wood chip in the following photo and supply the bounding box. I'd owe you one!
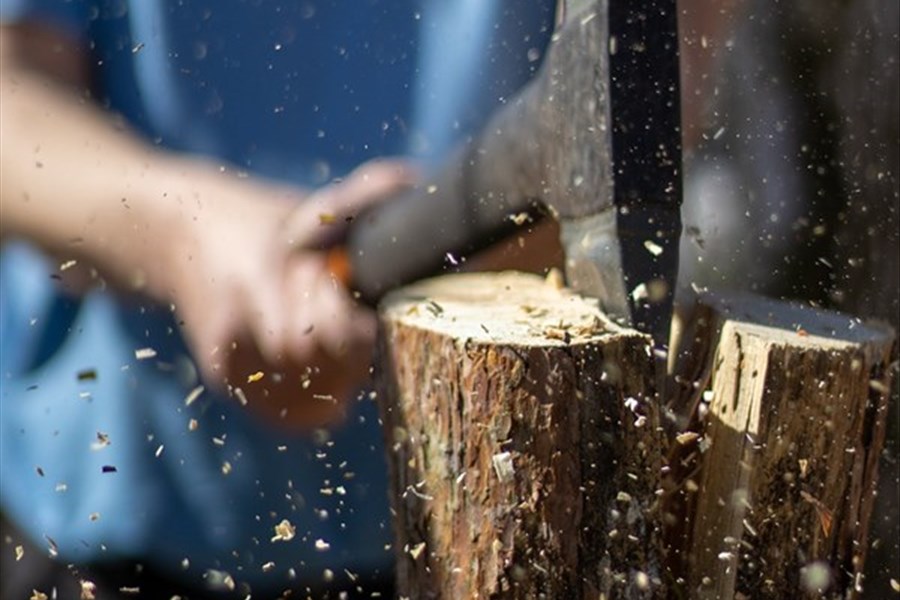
[492,451,515,483]
[247,371,264,383]
[184,385,204,407]
[233,387,249,406]
[30,591,48,600]
[92,431,111,451]
[643,240,664,256]
[408,541,427,560]
[544,267,565,290]
[271,519,296,542]
[134,347,157,360]
[508,212,530,226]
[77,369,98,382]
[676,431,700,445]
[616,491,633,503]
[80,580,97,600]
[800,490,834,537]
[425,300,444,317]
[15,545,23,561]
[314,538,331,552]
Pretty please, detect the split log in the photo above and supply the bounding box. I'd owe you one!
[375,271,665,599]
[668,293,895,599]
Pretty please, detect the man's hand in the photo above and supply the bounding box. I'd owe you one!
[163,160,415,429]
[2,21,417,430]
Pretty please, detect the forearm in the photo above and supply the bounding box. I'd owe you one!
[0,30,205,297]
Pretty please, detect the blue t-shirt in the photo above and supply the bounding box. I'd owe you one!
[0,0,553,590]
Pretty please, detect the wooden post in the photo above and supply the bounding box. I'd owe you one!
[667,293,895,599]
[376,272,665,599]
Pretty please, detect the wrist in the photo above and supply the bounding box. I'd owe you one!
[126,153,213,302]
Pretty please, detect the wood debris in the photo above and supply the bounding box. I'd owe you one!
[800,490,834,537]
[544,267,564,290]
[134,347,157,360]
[271,519,296,542]
[425,300,444,317]
[233,387,249,406]
[184,385,204,407]
[77,369,98,382]
[408,541,427,560]
[676,431,700,446]
[508,212,531,226]
[80,580,97,600]
[643,240,664,256]
[314,538,331,552]
[92,431,111,451]
[492,452,515,483]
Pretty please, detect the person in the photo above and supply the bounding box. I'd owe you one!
[0,1,556,597]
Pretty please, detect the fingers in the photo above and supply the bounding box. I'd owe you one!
[281,254,321,361]
[246,269,288,365]
[281,159,418,249]
[282,253,375,363]
[322,159,419,218]
[313,275,376,359]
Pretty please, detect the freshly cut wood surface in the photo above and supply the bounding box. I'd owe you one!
[382,270,618,346]
[377,271,664,599]
[669,292,895,599]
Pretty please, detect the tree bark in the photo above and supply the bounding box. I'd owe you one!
[667,292,895,599]
[376,271,665,599]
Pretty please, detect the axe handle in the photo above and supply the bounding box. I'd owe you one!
[345,85,544,305]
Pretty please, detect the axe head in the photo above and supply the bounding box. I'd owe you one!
[536,0,683,348]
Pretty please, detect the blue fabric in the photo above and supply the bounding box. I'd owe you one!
[0,0,553,589]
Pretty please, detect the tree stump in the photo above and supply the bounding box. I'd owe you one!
[376,271,665,599]
[667,293,895,599]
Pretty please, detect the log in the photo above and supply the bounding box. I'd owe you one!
[376,271,665,599]
[667,293,895,599]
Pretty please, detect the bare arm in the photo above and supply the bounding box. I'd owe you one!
[0,23,210,294]
[0,22,414,429]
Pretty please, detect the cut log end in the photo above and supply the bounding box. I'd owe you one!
[381,270,631,347]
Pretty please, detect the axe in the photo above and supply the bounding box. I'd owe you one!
[340,0,682,348]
